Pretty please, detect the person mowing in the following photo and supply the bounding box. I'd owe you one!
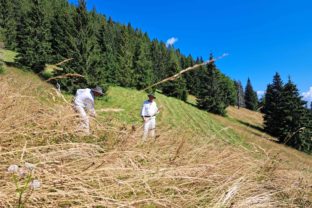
[73,86,103,135]
[140,93,160,141]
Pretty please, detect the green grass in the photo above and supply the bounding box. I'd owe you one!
[0,48,17,63]
[96,86,245,146]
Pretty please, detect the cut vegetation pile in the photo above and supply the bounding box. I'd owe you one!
[0,57,311,207]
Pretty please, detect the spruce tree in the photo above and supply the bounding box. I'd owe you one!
[0,0,21,49]
[58,0,102,92]
[234,80,245,109]
[97,16,118,85]
[244,78,258,111]
[184,56,201,96]
[162,48,188,101]
[279,79,307,144]
[263,73,284,137]
[197,54,227,115]
[16,0,51,72]
[133,39,153,90]
[115,25,134,87]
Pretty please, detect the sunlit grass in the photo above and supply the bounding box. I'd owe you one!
[96,86,245,146]
[0,48,17,63]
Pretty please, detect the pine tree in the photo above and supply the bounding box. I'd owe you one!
[162,48,187,101]
[133,39,153,90]
[184,55,202,96]
[263,73,284,137]
[97,16,119,85]
[1,0,28,49]
[57,0,102,92]
[16,0,51,72]
[279,79,307,144]
[115,25,134,87]
[50,0,75,62]
[234,80,245,109]
[197,54,228,115]
[244,78,258,111]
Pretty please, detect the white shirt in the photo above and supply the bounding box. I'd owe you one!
[74,88,96,115]
[141,100,158,117]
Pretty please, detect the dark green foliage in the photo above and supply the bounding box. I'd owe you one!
[161,49,188,101]
[133,38,153,90]
[263,74,312,154]
[16,0,52,72]
[263,73,284,137]
[234,80,245,109]
[114,26,134,87]
[197,54,236,116]
[0,0,21,49]
[244,78,258,111]
[279,79,310,150]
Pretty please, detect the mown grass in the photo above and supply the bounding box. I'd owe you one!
[96,86,245,146]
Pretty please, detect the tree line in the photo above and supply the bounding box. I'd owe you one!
[0,0,244,115]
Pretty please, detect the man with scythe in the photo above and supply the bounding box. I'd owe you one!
[140,93,160,141]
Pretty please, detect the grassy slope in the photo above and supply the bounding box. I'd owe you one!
[1,48,311,207]
[97,87,243,146]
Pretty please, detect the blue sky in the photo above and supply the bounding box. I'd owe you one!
[70,0,312,102]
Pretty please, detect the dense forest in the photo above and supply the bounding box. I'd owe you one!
[0,0,311,153]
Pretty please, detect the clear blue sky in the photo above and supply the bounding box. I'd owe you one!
[70,0,312,101]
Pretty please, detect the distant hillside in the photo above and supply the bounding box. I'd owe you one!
[0,48,311,207]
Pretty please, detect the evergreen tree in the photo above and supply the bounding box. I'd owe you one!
[184,56,201,96]
[97,16,118,85]
[50,0,75,62]
[162,48,188,101]
[150,40,168,84]
[16,0,51,72]
[197,54,235,115]
[234,80,245,109]
[263,73,284,137]
[244,78,258,111]
[57,0,101,92]
[279,79,307,144]
[115,25,134,87]
[133,38,153,89]
[0,0,20,49]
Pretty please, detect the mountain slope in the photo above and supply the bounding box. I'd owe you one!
[0,49,311,208]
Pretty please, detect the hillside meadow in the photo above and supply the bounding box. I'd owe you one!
[0,49,311,207]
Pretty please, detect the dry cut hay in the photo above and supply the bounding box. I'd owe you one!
[0,68,311,208]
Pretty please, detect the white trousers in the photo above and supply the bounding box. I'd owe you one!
[74,105,90,135]
[143,117,156,141]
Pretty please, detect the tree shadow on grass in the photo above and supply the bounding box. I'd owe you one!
[4,61,22,68]
[236,119,265,132]
[185,101,197,108]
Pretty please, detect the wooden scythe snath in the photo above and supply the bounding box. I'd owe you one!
[46,73,85,82]
[141,53,229,91]
[45,58,85,82]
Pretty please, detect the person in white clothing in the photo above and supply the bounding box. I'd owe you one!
[73,86,103,135]
[141,93,159,141]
